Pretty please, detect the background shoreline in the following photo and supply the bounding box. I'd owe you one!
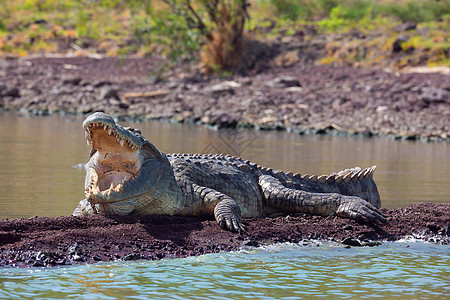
[1,56,448,142]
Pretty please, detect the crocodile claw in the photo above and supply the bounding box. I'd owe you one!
[218,216,246,233]
[336,196,388,225]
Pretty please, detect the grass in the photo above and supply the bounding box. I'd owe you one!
[0,0,448,69]
[251,0,449,68]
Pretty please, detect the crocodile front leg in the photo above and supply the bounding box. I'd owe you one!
[214,197,245,233]
[259,175,386,224]
[73,199,97,216]
[186,183,245,232]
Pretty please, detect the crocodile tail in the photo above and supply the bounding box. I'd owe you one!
[262,166,381,208]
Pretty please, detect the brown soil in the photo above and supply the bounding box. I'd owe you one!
[0,56,449,142]
[0,203,448,267]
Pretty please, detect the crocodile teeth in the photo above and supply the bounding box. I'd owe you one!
[114,184,123,192]
[120,139,124,147]
[109,128,112,135]
[91,185,100,194]
[104,125,107,130]
[109,182,115,190]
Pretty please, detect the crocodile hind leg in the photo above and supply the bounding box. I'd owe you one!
[259,175,386,224]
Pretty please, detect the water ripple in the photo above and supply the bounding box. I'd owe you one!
[1,241,448,299]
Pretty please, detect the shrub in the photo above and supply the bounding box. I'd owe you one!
[146,0,250,74]
[198,1,249,73]
[380,1,450,23]
[319,1,374,31]
[268,0,311,21]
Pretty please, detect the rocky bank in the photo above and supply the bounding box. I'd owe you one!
[0,56,448,142]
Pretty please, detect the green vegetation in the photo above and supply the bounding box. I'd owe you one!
[144,0,249,73]
[256,0,450,69]
[380,0,450,23]
[315,0,450,32]
[0,0,448,70]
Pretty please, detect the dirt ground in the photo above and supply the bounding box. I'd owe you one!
[0,203,448,267]
[0,56,448,141]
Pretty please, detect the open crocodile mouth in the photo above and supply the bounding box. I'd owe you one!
[84,120,142,198]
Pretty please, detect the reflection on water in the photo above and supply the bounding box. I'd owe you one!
[0,241,448,299]
[0,111,448,219]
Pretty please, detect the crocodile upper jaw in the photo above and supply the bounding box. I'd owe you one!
[83,115,143,199]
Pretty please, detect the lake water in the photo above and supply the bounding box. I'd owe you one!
[0,111,449,299]
[1,241,448,299]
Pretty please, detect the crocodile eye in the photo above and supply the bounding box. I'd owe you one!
[124,127,142,134]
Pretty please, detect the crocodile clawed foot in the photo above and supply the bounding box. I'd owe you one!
[336,196,388,225]
[218,216,246,233]
[214,199,246,233]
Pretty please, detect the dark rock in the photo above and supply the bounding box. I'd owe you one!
[109,98,129,109]
[34,251,57,266]
[348,28,364,38]
[394,22,417,32]
[92,80,112,88]
[401,133,417,141]
[342,237,362,247]
[99,86,120,100]
[239,77,252,85]
[420,87,449,103]
[3,87,20,97]
[426,223,439,234]
[204,110,239,127]
[392,35,409,53]
[76,104,94,114]
[68,243,85,261]
[343,225,353,231]
[438,225,449,237]
[122,253,142,261]
[62,76,82,85]
[204,81,241,95]
[0,231,22,245]
[243,239,261,247]
[267,76,301,88]
[361,241,382,247]
[31,19,47,25]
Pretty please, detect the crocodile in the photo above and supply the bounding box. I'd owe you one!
[73,112,386,232]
